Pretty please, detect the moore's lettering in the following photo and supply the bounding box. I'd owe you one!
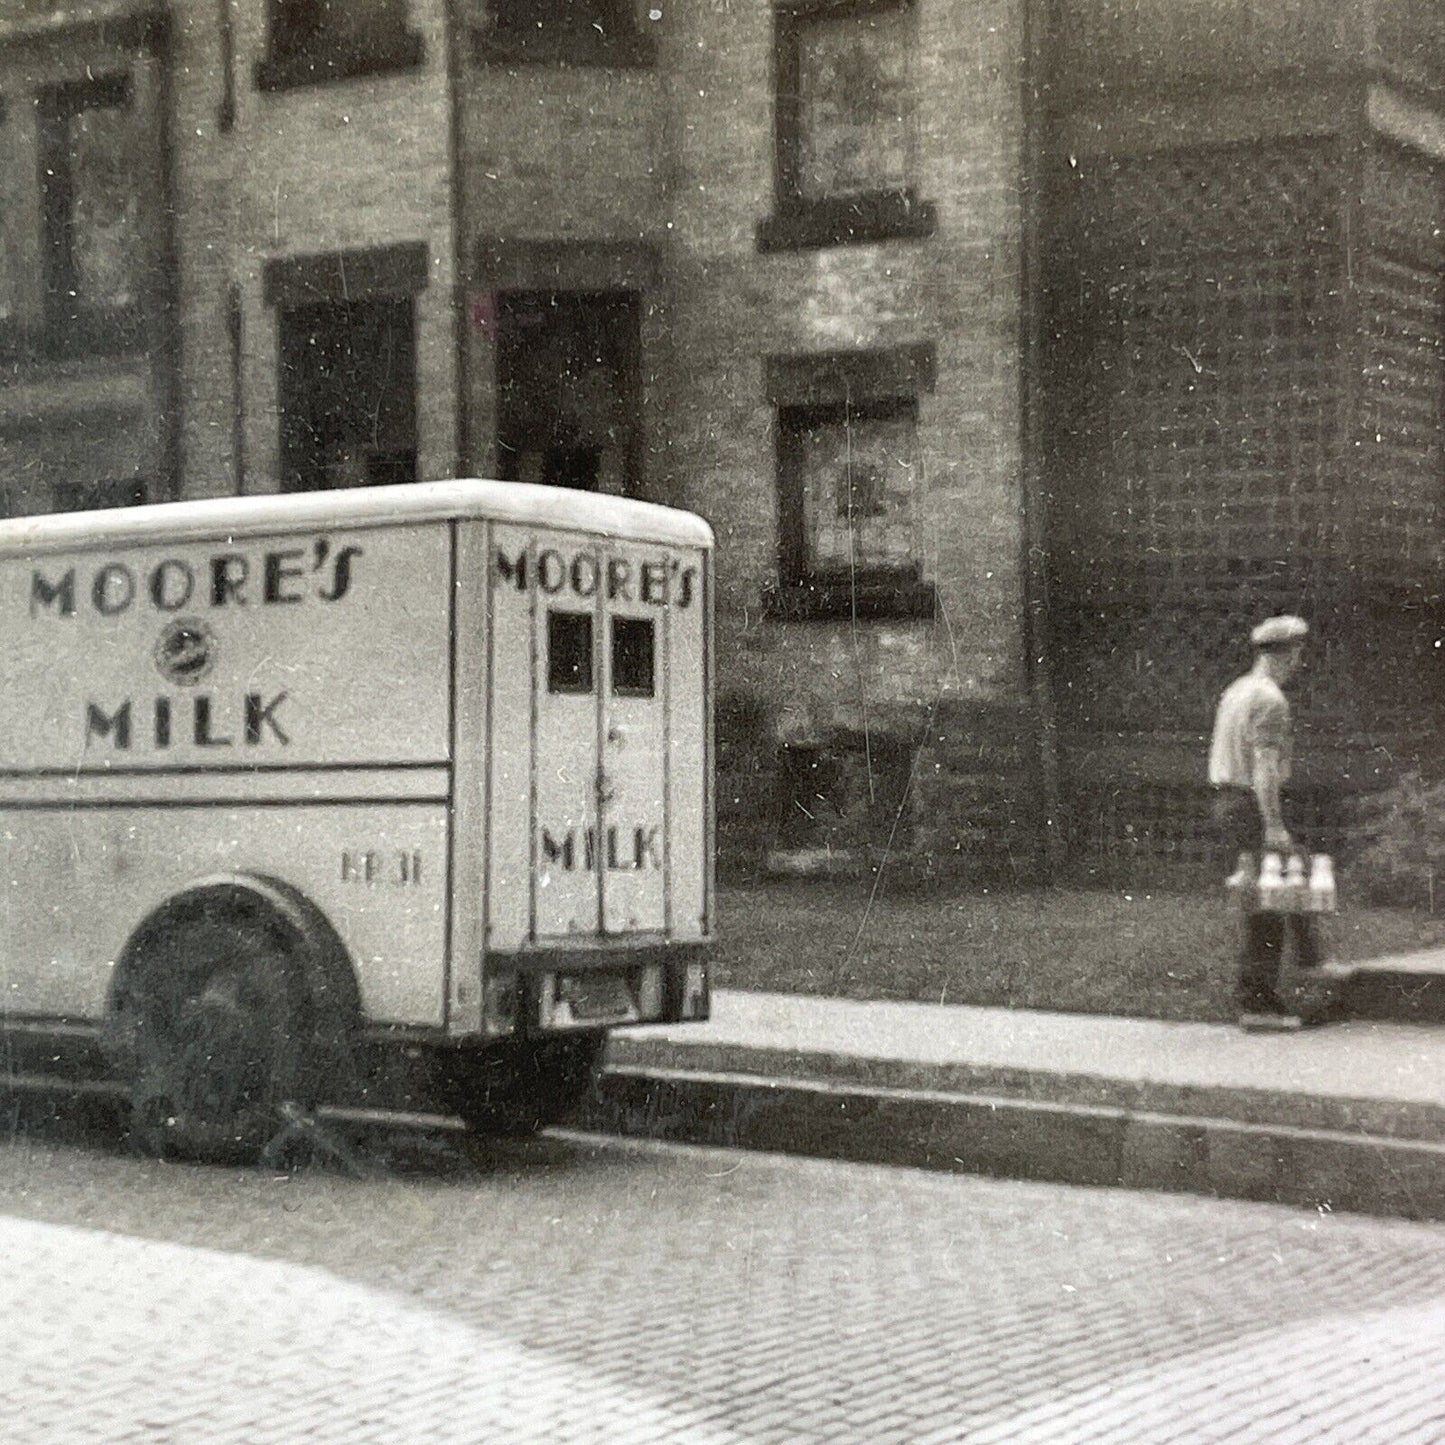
[607,558,632,602]
[538,551,567,595]
[149,560,194,612]
[264,549,306,604]
[640,562,667,605]
[93,564,135,617]
[495,549,526,590]
[210,554,248,606]
[317,545,362,602]
[30,570,75,618]
[29,539,363,620]
[493,547,697,609]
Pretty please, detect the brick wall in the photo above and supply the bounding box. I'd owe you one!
[4,0,1043,880]
[0,16,170,514]
[170,0,459,496]
[654,0,1037,873]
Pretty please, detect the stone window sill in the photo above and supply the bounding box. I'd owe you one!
[757,191,937,253]
[763,573,937,622]
[0,310,145,364]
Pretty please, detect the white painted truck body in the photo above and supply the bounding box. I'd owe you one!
[0,480,712,1058]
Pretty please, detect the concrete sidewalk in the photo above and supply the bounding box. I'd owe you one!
[584,987,1445,1223]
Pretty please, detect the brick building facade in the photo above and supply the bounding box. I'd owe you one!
[0,0,1439,885]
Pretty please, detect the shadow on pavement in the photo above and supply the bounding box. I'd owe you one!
[0,1083,638,1187]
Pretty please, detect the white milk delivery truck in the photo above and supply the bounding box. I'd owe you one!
[0,480,713,1160]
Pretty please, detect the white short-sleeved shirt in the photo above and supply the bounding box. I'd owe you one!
[1208,670,1291,788]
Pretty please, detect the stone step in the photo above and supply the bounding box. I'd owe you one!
[1336,950,1445,1025]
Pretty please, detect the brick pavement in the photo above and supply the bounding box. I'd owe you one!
[1,1213,743,1445]
[6,1131,1445,1441]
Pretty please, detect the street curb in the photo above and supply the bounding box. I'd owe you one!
[577,1064,1445,1222]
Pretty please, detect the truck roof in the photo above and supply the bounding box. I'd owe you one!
[0,479,715,555]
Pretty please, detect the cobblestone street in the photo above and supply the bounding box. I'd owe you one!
[5,1122,1445,1441]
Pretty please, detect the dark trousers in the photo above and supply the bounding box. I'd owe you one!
[1213,788,1320,1014]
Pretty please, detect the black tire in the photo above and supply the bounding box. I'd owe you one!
[106,909,312,1164]
[443,1034,605,1139]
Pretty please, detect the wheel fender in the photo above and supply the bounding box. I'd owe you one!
[108,873,362,1051]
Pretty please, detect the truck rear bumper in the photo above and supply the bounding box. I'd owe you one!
[481,941,711,1037]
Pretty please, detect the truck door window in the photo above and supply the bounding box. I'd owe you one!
[547,610,594,694]
[610,616,655,698]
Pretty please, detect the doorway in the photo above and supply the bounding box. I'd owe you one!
[278,296,418,491]
[494,290,642,495]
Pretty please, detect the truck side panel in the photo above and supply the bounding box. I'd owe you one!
[0,800,449,1027]
[6,524,450,772]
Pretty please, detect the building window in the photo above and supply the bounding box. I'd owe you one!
[759,0,935,252]
[765,344,936,620]
[473,0,655,67]
[264,244,428,493]
[495,290,643,495]
[278,298,419,491]
[38,75,145,357]
[256,0,425,91]
[52,476,148,514]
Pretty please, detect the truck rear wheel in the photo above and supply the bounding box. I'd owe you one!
[443,1034,605,1139]
[108,912,312,1164]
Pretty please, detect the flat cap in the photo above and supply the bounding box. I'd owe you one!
[1250,614,1309,647]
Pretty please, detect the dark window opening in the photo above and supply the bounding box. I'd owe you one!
[774,734,913,853]
[496,290,643,496]
[759,0,935,252]
[257,0,425,90]
[278,297,418,492]
[548,610,594,694]
[52,476,148,514]
[541,445,602,491]
[610,616,655,697]
[475,0,655,67]
[38,73,146,357]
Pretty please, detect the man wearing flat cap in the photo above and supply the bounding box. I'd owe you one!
[1208,615,1318,1028]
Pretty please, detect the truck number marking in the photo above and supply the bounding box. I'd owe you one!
[341,850,423,886]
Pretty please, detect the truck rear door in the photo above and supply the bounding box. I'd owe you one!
[487,525,706,945]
